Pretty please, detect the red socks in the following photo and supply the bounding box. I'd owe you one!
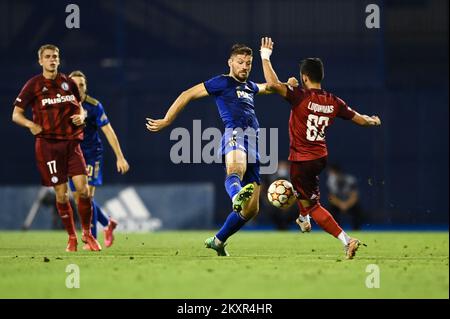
[56,201,76,237]
[77,197,93,232]
[309,203,342,238]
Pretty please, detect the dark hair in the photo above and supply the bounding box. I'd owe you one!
[300,58,324,83]
[230,44,252,57]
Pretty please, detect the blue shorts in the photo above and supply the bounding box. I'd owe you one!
[69,155,103,191]
[220,128,261,185]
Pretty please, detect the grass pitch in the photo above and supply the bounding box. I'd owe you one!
[0,230,448,299]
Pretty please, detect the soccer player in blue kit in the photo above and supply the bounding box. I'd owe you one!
[69,71,130,249]
[147,44,277,256]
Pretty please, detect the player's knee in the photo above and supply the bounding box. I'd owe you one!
[77,186,90,199]
[55,191,69,203]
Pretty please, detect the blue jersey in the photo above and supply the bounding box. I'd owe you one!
[80,95,110,159]
[204,75,260,130]
[204,74,262,185]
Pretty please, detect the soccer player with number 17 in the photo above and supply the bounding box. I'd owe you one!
[12,44,101,252]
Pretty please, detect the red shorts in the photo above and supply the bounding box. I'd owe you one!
[290,156,327,203]
[35,138,87,186]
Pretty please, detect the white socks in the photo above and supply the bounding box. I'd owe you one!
[338,231,351,246]
[298,214,310,223]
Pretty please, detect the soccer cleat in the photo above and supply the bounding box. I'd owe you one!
[104,218,118,248]
[66,236,78,252]
[232,183,255,213]
[296,217,312,233]
[204,237,230,256]
[82,243,91,251]
[81,232,102,251]
[345,238,361,259]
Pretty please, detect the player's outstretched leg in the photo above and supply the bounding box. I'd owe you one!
[204,211,248,256]
[225,173,242,201]
[205,236,229,256]
[232,183,254,213]
[308,203,362,259]
[345,238,361,260]
[205,185,259,256]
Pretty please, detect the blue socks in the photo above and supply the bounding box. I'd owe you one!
[90,200,110,239]
[94,200,109,227]
[91,201,98,238]
[216,211,248,242]
[224,173,242,201]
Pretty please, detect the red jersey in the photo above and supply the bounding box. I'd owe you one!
[286,87,355,161]
[14,73,84,140]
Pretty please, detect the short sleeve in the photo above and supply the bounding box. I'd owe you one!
[13,79,35,109]
[95,102,110,128]
[249,81,259,94]
[336,96,356,120]
[204,75,228,96]
[285,87,304,106]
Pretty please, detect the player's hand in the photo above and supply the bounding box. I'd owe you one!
[116,157,130,174]
[70,113,85,126]
[29,123,42,135]
[260,37,274,60]
[146,118,170,132]
[287,77,299,87]
[370,116,381,126]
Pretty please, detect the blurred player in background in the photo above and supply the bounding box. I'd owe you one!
[11,44,101,252]
[68,70,130,249]
[260,37,381,259]
[326,164,363,230]
[147,44,275,256]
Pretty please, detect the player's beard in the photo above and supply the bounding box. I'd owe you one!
[234,70,249,82]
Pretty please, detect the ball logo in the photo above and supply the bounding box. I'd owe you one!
[51,176,59,184]
[61,82,69,91]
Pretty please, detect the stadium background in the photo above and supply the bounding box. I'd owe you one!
[0,0,448,231]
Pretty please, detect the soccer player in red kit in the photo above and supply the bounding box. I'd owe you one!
[12,44,101,252]
[260,37,381,259]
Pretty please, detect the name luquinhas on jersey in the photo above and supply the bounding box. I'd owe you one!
[42,94,76,106]
[307,101,334,113]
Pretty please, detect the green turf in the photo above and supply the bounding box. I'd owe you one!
[0,230,448,298]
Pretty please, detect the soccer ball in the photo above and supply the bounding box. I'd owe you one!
[267,179,297,209]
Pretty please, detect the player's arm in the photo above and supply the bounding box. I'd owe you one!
[260,37,289,98]
[69,83,87,126]
[256,77,299,95]
[101,123,130,174]
[12,106,42,135]
[341,190,359,211]
[146,83,208,132]
[351,111,381,127]
[329,194,345,210]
